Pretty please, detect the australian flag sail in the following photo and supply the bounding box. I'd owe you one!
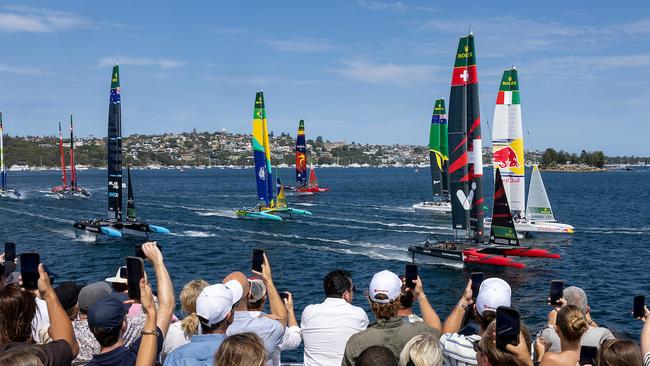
[252,91,274,207]
[295,120,307,187]
[107,64,122,222]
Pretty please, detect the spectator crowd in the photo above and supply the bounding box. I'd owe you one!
[0,241,649,366]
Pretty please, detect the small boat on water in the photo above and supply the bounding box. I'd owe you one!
[288,120,329,194]
[408,34,559,268]
[73,64,169,239]
[0,112,22,199]
[413,98,451,214]
[236,91,312,221]
[483,68,573,236]
[50,116,90,199]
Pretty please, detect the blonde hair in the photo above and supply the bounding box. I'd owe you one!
[399,334,443,366]
[179,279,209,339]
[214,333,266,366]
[369,293,400,320]
[556,305,589,342]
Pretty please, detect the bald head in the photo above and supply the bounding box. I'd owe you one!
[224,272,249,303]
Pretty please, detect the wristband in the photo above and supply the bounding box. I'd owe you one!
[416,294,427,302]
[141,329,159,336]
[458,302,468,310]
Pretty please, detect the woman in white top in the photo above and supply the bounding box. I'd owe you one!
[161,279,209,361]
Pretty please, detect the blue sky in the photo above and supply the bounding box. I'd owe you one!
[0,1,648,155]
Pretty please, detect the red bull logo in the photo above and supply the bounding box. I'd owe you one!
[493,146,520,168]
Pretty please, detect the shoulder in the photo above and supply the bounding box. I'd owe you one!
[410,320,441,336]
[439,333,479,362]
[40,340,75,364]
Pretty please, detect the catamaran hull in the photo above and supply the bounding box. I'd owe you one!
[50,187,91,199]
[0,189,22,200]
[408,244,525,268]
[484,218,574,235]
[412,201,452,214]
[73,220,169,240]
[235,207,312,222]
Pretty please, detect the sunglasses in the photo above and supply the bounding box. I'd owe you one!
[472,339,483,354]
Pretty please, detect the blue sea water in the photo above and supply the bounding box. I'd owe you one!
[1,166,649,362]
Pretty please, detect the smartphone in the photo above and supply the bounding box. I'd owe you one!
[579,345,598,365]
[20,252,40,290]
[126,256,144,300]
[405,264,418,289]
[496,306,520,351]
[252,249,265,273]
[471,272,484,298]
[4,242,16,262]
[634,295,645,318]
[134,243,162,259]
[279,292,289,301]
[550,280,564,305]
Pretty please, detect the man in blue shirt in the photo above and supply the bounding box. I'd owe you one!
[164,280,243,365]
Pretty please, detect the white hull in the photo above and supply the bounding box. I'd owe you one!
[0,189,22,200]
[413,201,452,214]
[484,217,574,234]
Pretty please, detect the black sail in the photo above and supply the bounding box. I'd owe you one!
[107,64,122,222]
[126,166,136,221]
[489,169,520,246]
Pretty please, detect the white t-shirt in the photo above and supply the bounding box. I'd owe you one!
[300,298,369,366]
[32,297,50,343]
[246,311,303,366]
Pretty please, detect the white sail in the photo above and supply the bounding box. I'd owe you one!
[526,165,555,222]
[492,68,525,215]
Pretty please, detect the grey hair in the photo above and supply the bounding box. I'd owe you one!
[563,286,588,314]
[399,334,443,366]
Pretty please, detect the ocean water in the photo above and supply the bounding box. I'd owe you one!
[1,166,649,362]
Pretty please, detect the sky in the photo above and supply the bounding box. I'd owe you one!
[0,1,648,155]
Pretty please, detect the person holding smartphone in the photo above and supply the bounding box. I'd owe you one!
[0,262,79,365]
[534,305,589,366]
[639,303,650,366]
[476,320,534,366]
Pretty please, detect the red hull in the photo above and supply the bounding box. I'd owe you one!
[497,248,561,259]
[295,187,330,193]
[463,249,525,268]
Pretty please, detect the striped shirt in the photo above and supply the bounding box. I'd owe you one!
[440,333,481,366]
[643,352,649,366]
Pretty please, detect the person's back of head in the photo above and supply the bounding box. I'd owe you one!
[368,270,402,320]
[563,286,588,314]
[0,345,46,366]
[399,277,414,311]
[87,296,128,348]
[247,278,266,311]
[399,334,443,366]
[323,269,353,298]
[356,345,397,366]
[596,339,643,366]
[475,278,511,333]
[179,279,209,339]
[556,304,589,342]
[478,320,532,366]
[0,284,37,345]
[213,332,266,366]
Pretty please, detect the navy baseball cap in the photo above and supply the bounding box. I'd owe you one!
[87,295,128,329]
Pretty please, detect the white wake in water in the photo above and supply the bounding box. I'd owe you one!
[196,210,238,218]
[171,230,218,238]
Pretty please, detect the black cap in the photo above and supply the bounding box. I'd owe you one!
[54,282,82,310]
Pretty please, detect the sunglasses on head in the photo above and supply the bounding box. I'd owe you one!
[472,339,483,353]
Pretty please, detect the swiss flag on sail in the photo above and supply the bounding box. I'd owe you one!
[451,65,478,86]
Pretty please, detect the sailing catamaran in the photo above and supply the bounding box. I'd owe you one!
[236,91,312,221]
[483,68,574,235]
[289,120,329,194]
[73,64,169,239]
[408,34,559,268]
[413,98,451,213]
[0,112,21,199]
[51,116,90,198]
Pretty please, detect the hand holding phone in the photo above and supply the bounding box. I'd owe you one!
[135,242,162,259]
[279,292,289,301]
[549,280,564,306]
[126,256,145,300]
[634,295,645,319]
[252,249,265,273]
[579,345,598,365]
[4,242,16,262]
[496,306,520,351]
[405,264,418,290]
[471,272,484,298]
[20,253,40,290]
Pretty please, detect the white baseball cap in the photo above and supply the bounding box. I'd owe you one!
[196,280,243,326]
[476,278,511,316]
[368,270,402,304]
[105,266,127,284]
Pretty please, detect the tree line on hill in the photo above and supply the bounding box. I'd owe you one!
[540,149,606,168]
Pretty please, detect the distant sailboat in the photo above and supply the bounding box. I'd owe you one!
[524,164,574,232]
[236,91,312,221]
[73,64,169,239]
[0,112,22,199]
[50,116,90,198]
[413,98,451,213]
[408,34,559,268]
[483,68,573,235]
[289,120,329,194]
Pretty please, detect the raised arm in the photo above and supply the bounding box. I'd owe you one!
[442,280,473,334]
[253,253,287,325]
[143,242,175,336]
[38,264,79,356]
[641,306,650,357]
[136,278,158,366]
[413,276,441,332]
